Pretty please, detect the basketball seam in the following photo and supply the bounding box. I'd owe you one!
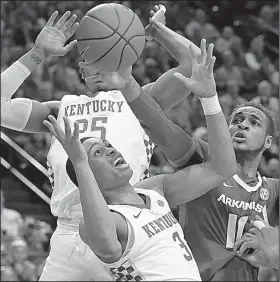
[84,14,128,41]
[77,34,115,42]
[117,34,145,70]
[78,7,120,42]
[127,34,145,56]
[84,8,136,67]
[112,5,139,69]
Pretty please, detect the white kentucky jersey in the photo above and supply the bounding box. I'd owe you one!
[47,92,154,219]
[106,188,201,281]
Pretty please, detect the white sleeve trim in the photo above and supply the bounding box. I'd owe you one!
[1,98,33,131]
[14,61,31,76]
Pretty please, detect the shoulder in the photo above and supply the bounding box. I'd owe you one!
[263,177,279,194]
[134,175,166,197]
[263,177,279,188]
[262,177,279,205]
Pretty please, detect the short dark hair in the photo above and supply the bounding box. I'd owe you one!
[229,101,276,138]
[65,137,92,187]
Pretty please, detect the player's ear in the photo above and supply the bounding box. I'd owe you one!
[263,135,273,150]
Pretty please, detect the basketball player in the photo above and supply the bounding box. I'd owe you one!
[102,8,279,281]
[1,7,213,281]
[42,42,236,280]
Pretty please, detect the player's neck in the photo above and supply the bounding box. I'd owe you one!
[105,184,146,207]
[86,88,100,98]
[236,160,260,180]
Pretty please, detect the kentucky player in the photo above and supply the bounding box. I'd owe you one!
[42,40,236,280]
[1,6,199,280]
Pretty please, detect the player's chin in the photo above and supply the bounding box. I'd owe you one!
[119,166,133,179]
[95,82,110,91]
[232,141,249,151]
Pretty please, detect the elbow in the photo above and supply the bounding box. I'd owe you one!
[212,156,238,180]
[86,233,122,260]
[95,241,123,262]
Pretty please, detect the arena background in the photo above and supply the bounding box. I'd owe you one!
[1,1,279,281]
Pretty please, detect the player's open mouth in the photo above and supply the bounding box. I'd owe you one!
[233,131,246,142]
[113,156,129,169]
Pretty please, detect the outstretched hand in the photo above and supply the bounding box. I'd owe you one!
[145,4,166,41]
[233,215,278,268]
[173,39,216,98]
[34,11,79,57]
[43,116,87,164]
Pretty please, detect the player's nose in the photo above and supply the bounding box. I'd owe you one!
[238,120,249,130]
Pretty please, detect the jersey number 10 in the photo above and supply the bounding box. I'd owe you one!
[226,213,248,249]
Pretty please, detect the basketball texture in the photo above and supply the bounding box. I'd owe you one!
[76,3,145,71]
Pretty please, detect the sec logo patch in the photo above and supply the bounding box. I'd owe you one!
[157,200,164,207]
[260,188,269,200]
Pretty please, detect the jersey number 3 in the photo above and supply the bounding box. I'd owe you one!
[173,231,192,261]
[76,117,107,139]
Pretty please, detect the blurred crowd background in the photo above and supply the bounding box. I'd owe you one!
[1,1,279,281]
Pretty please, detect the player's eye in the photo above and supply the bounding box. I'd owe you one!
[252,120,261,126]
[233,118,242,124]
[94,149,102,157]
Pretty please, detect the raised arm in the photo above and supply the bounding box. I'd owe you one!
[43,116,125,263]
[1,11,78,133]
[161,42,237,207]
[121,41,210,167]
[144,4,201,110]
[125,6,209,166]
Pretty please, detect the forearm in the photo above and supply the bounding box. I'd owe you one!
[145,23,200,111]
[203,95,237,177]
[131,91,196,163]
[151,21,200,65]
[122,78,196,165]
[73,161,119,255]
[145,66,192,112]
[1,47,45,105]
[1,47,47,131]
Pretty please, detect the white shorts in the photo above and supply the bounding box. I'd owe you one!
[39,224,113,281]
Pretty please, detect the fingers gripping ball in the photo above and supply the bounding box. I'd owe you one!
[76,3,145,71]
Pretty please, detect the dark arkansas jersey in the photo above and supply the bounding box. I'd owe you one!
[180,171,278,281]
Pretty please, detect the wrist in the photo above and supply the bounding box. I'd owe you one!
[149,21,165,41]
[31,46,46,62]
[122,75,141,102]
[199,93,222,116]
[18,47,46,73]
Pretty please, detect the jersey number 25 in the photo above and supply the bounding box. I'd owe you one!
[76,117,107,139]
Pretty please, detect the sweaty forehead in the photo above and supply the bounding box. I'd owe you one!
[233,106,266,120]
[82,137,103,153]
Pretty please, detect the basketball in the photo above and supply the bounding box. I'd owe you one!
[76,3,145,71]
